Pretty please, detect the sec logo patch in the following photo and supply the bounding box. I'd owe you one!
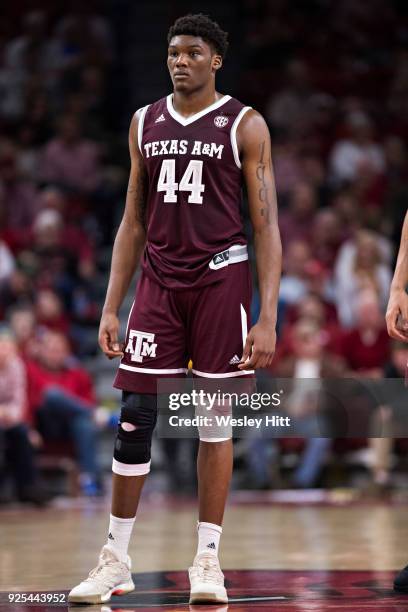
[214,115,229,128]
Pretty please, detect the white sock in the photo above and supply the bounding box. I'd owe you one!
[105,514,136,562]
[197,521,222,557]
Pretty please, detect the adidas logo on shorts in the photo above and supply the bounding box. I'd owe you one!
[207,542,216,549]
[229,354,241,365]
[155,114,166,123]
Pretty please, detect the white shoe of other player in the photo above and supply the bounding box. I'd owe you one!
[68,545,135,604]
[188,552,228,604]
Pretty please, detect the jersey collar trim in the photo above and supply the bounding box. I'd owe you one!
[166,94,232,126]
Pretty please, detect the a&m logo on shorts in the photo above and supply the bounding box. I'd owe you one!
[125,330,157,362]
[214,115,229,128]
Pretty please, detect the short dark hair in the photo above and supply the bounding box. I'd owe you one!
[168,14,229,59]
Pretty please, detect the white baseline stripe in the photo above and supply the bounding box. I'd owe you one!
[137,105,150,154]
[192,369,254,378]
[230,106,252,168]
[119,364,188,375]
[112,458,151,476]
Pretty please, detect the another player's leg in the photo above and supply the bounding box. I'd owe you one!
[189,438,232,604]
[68,393,156,604]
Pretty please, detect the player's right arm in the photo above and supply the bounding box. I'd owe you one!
[99,111,147,358]
[386,210,408,341]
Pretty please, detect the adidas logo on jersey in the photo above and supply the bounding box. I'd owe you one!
[207,542,216,550]
[210,250,229,268]
[155,114,166,123]
[108,532,114,540]
[229,354,241,365]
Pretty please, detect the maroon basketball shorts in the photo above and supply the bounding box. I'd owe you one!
[113,260,254,394]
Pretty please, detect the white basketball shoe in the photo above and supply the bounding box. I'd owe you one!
[68,545,135,604]
[188,552,228,604]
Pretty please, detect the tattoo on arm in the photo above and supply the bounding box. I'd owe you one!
[255,141,275,224]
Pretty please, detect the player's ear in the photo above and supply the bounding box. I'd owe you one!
[212,54,223,72]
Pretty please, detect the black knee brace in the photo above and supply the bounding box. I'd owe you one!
[113,392,157,466]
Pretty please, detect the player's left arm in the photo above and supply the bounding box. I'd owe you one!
[237,110,282,370]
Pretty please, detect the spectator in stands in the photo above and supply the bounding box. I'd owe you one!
[248,318,340,488]
[0,141,39,230]
[66,66,111,135]
[278,182,317,246]
[367,341,408,495]
[18,92,52,148]
[29,208,95,300]
[340,290,390,376]
[298,153,329,204]
[4,11,52,76]
[306,93,337,160]
[40,113,102,193]
[0,266,34,316]
[35,289,70,336]
[26,329,101,495]
[273,319,345,488]
[312,208,344,271]
[279,240,311,307]
[303,259,336,309]
[7,304,39,359]
[0,326,48,505]
[36,188,96,278]
[0,11,55,120]
[29,209,76,302]
[277,293,342,363]
[16,102,53,181]
[270,130,303,202]
[334,229,392,328]
[330,189,362,242]
[329,111,386,185]
[266,60,315,133]
[52,8,114,75]
[0,240,15,283]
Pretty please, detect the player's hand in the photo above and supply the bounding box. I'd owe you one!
[238,321,276,370]
[386,288,408,342]
[99,311,124,359]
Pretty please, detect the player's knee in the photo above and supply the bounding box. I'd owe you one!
[113,393,157,476]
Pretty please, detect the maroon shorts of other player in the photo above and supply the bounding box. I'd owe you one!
[114,261,253,394]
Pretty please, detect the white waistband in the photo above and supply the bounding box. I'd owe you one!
[209,244,248,270]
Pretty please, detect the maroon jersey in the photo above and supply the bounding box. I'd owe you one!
[138,94,252,290]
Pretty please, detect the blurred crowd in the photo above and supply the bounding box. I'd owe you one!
[243,0,408,492]
[0,5,122,503]
[0,1,407,504]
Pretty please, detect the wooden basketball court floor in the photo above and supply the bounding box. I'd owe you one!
[2,492,408,611]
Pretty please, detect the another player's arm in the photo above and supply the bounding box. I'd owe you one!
[99,112,147,358]
[238,110,282,370]
[386,210,408,341]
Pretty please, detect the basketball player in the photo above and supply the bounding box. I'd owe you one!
[388,210,408,593]
[69,14,281,605]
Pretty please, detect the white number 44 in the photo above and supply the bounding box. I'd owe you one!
[158,159,205,204]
